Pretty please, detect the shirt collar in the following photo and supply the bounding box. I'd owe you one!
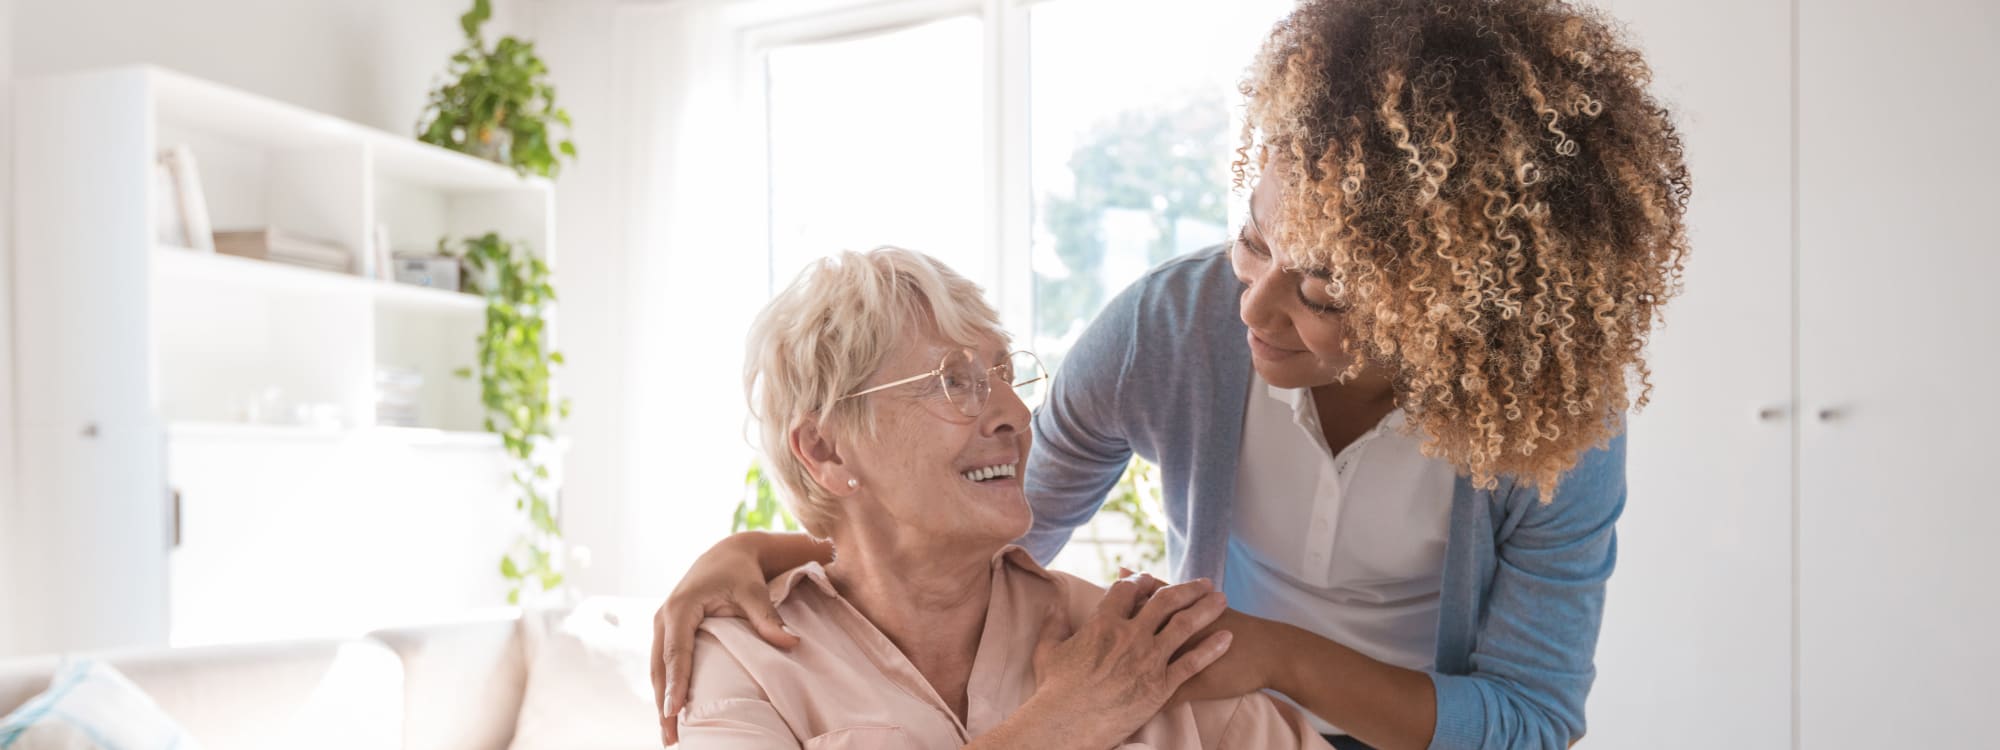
[1256,371,1408,440]
[768,544,1055,606]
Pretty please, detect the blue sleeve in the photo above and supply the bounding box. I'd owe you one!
[1017,280,1143,564]
[1428,433,1626,750]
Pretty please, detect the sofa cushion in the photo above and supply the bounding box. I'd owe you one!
[0,658,203,749]
[0,639,401,750]
[507,597,660,750]
[368,611,529,750]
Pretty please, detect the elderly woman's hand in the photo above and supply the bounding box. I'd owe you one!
[1021,575,1234,748]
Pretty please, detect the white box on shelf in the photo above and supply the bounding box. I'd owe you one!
[393,255,461,291]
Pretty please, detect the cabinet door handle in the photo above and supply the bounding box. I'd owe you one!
[170,488,183,548]
[1756,405,1787,422]
[1817,407,1843,422]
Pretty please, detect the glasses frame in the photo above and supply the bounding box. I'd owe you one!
[837,349,1048,418]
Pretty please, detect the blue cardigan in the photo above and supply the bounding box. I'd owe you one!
[1019,246,1625,750]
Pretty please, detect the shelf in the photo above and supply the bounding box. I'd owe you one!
[153,243,358,295]
[168,421,503,449]
[144,66,548,195]
[370,134,553,194]
[153,244,485,314]
[374,278,487,313]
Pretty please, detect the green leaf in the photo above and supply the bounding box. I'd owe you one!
[501,554,521,579]
[461,0,493,39]
[453,366,474,379]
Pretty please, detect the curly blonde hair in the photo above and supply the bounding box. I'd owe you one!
[1236,0,1691,499]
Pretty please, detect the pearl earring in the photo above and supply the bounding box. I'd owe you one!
[847,478,859,490]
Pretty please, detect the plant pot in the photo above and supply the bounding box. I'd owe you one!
[472,124,513,166]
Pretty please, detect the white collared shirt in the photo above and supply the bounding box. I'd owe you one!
[1223,372,1456,734]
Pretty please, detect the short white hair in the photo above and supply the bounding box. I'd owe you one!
[743,246,1007,537]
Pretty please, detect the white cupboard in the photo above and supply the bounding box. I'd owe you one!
[1795,0,1999,745]
[1589,0,1999,747]
[1585,0,1796,744]
[8,66,556,655]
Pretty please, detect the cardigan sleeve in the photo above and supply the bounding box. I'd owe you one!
[1427,433,1627,749]
[1017,278,1145,564]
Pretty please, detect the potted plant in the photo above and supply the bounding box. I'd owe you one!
[417,0,577,178]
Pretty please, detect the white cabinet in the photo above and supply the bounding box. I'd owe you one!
[1585,0,1796,744]
[1588,0,1999,747]
[8,66,556,655]
[1796,0,2000,745]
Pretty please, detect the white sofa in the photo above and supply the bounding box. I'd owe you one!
[0,601,655,750]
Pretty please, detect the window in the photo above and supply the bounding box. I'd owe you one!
[766,16,990,289]
[748,0,1293,579]
[1027,0,1292,371]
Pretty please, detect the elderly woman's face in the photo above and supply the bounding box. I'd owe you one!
[841,331,1034,547]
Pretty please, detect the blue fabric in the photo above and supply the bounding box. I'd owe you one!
[0,660,93,748]
[0,658,200,750]
[1019,246,1626,750]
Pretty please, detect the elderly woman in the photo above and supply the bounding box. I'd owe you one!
[675,246,1325,749]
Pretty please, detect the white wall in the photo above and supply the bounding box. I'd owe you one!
[0,0,18,658]
[516,0,762,600]
[513,0,626,599]
[10,0,520,135]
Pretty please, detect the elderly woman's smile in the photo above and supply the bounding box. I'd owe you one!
[960,462,1018,484]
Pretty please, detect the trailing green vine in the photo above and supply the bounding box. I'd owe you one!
[417,0,576,178]
[450,232,571,604]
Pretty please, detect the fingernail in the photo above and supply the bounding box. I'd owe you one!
[1216,631,1234,649]
[782,624,800,638]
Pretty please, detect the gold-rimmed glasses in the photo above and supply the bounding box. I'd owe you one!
[839,349,1049,418]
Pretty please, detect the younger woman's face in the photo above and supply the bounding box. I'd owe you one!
[1229,168,1364,389]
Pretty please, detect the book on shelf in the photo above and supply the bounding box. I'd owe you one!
[213,228,353,273]
[157,145,215,252]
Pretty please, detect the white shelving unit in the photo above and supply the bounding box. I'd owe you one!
[11,66,556,653]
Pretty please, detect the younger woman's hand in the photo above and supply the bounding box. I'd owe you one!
[652,535,799,746]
